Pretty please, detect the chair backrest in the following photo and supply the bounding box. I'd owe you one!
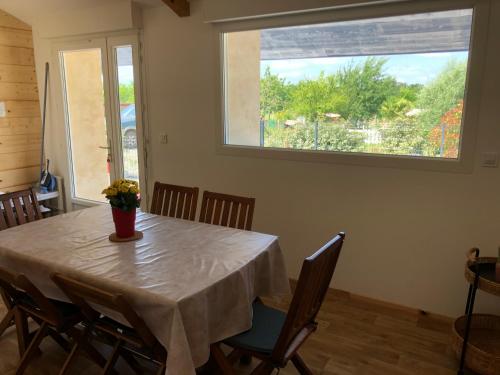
[0,188,42,230]
[272,233,345,362]
[199,191,255,230]
[51,273,159,349]
[150,182,199,221]
[0,266,62,326]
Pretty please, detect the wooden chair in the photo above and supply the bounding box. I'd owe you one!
[51,273,167,375]
[0,189,44,340]
[0,267,88,375]
[150,181,199,221]
[0,188,43,230]
[210,233,345,375]
[199,191,255,230]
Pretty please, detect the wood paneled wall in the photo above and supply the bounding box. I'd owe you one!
[0,10,40,192]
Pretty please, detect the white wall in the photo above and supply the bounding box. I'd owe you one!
[0,0,141,206]
[26,0,141,209]
[6,0,500,317]
[202,0,396,22]
[141,0,500,317]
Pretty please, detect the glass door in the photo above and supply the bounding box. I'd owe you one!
[57,34,146,205]
[107,35,146,191]
[59,39,113,203]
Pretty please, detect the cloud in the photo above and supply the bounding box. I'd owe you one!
[385,65,434,84]
[266,60,308,70]
[416,52,453,58]
[309,57,342,65]
[280,71,306,78]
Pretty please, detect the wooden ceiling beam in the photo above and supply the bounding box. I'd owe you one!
[162,0,190,17]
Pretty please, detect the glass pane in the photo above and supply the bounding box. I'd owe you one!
[224,9,473,159]
[61,49,109,202]
[116,46,139,182]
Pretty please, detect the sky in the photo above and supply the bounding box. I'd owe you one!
[119,66,134,85]
[117,51,470,87]
[260,51,469,85]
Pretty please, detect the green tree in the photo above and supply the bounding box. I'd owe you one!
[417,60,467,133]
[317,123,365,152]
[399,84,423,102]
[332,57,399,124]
[288,72,336,123]
[380,97,414,120]
[119,83,135,104]
[264,123,365,152]
[380,84,422,119]
[260,66,290,120]
[379,117,424,156]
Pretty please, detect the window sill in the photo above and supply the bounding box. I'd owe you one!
[216,144,474,174]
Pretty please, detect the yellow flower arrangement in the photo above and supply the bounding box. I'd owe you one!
[102,179,140,211]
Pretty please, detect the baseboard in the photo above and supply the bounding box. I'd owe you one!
[288,278,453,323]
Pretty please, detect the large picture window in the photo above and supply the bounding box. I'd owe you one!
[222,8,474,160]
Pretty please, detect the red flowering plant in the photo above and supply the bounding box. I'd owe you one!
[428,100,463,158]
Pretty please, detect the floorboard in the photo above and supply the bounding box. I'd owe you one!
[0,289,475,374]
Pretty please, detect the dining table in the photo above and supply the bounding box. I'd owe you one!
[0,205,290,374]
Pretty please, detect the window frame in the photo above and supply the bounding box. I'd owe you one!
[213,0,490,173]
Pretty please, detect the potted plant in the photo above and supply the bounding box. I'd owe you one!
[102,179,140,238]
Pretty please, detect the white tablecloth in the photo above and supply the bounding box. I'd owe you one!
[0,205,290,374]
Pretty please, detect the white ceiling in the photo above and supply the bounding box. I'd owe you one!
[0,0,163,25]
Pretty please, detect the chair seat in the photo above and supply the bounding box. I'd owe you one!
[99,316,137,336]
[91,316,165,361]
[50,299,81,318]
[224,301,286,354]
[18,293,80,318]
[95,316,148,348]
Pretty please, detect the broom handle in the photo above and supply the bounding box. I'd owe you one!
[40,62,49,179]
[466,248,479,263]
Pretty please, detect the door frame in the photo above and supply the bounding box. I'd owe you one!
[106,34,148,203]
[51,30,149,211]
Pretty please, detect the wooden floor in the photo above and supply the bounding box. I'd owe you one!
[0,288,471,374]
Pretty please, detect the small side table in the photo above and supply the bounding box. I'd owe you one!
[455,248,500,375]
[35,176,66,215]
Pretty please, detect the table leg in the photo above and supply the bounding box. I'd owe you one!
[458,264,480,375]
[14,308,29,356]
[464,284,473,316]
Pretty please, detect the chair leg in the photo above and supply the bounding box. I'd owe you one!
[210,344,235,375]
[69,327,105,368]
[64,327,115,374]
[59,338,82,375]
[155,363,166,375]
[83,340,110,370]
[291,354,313,375]
[102,339,122,375]
[240,354,252,365]
[0,307,14,336]
[120,350,145,375]
[226,348,245,366]
[48,329,71,352]
[250,361,275,375]
[1,290,13,310]
[14,307,29,356]
[15,322,48,375]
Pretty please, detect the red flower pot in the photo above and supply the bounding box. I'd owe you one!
[112,207,136,238]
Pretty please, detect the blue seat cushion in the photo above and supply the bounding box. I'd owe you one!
[224,301,287,354]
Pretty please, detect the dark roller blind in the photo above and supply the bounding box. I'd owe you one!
[260,9,472,60]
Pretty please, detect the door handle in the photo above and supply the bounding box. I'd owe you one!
[98,146,111,150]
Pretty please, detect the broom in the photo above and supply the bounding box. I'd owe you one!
[39,62,55,193]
